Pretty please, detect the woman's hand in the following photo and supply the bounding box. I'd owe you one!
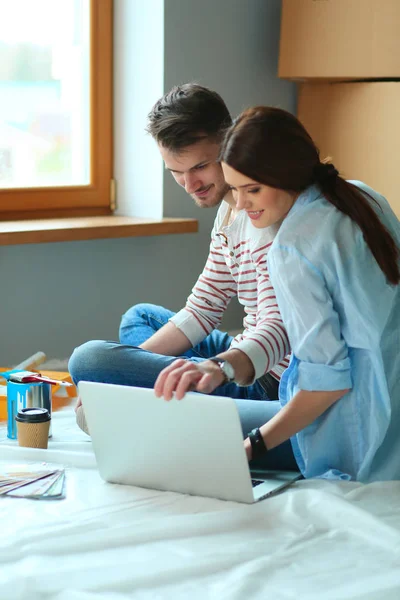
[244,437,252,462]
[154,359,226,400]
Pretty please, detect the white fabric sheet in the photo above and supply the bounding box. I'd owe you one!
[1,409,400,600]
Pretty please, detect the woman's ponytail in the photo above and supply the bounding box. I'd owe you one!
[314,162,399,285]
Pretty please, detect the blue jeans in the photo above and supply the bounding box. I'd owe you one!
[69,303,297,471]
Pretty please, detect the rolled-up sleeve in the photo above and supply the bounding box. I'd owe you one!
[268,245,352,392]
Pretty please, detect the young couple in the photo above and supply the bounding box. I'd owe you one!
[69,83,400,482]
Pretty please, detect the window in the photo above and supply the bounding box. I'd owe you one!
[0,0,113,220]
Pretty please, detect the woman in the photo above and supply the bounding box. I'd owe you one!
[158,106,400,482]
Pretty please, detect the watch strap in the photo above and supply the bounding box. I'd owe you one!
[208,357,235,383]
[248,427,268,460]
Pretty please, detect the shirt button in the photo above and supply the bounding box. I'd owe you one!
[235,263,239,268]
[230,251,234,256]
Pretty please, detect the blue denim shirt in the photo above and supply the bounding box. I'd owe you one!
[268,182,400,482]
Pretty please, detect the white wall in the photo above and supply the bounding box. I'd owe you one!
[0,0,296,366]
[114,0,164,218]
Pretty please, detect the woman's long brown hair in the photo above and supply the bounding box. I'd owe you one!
[220,107,399,285]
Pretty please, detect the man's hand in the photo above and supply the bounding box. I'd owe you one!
[154,359,226,400]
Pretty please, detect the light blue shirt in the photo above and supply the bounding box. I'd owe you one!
[268,182,400,482]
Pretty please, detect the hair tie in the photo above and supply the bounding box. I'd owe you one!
[313,162,339,184]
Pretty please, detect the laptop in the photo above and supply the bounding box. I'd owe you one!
[79,381,301,504]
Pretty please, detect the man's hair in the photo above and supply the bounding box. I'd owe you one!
[146,83,232,151]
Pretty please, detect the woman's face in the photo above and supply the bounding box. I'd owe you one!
[222,162,297,228]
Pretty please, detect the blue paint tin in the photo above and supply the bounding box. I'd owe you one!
[7,380,52,439]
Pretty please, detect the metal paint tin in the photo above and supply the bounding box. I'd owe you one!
[7,380,52,439]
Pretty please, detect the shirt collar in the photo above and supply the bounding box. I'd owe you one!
[287,184,323,218]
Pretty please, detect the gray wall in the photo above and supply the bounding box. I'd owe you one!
[0,0,296,366]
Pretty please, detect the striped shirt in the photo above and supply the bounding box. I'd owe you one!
[170,202,291,382]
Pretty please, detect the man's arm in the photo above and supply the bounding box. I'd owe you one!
[154,347,255,400]
[208,348,255,385]
[230,243,290,383]
[140,321,192,356]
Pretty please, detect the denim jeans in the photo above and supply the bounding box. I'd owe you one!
[68,303,297,471]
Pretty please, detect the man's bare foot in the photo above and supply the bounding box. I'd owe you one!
[76,404,90,436]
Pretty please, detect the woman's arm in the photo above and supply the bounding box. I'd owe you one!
[254,242,354,463]
[244,388,349,459]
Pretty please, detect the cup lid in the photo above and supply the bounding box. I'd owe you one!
[15,407,51,423]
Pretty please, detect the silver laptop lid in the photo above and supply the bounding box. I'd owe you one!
[79,381,255,503]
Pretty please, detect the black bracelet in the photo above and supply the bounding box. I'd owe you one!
[248,427,268,460]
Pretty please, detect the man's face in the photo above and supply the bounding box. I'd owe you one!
[159,138,230,208]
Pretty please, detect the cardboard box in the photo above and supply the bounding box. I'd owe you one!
[279,0,400,80]
[297,82,400,217]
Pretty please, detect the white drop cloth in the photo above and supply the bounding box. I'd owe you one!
[0,410,399,600]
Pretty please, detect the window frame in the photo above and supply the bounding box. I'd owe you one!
[0,0,113,221]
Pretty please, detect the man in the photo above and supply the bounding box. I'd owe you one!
[69,84,295,470]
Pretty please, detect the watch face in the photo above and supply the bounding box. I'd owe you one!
[222,361,235,381]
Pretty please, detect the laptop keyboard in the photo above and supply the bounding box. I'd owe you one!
[251,479,264,488]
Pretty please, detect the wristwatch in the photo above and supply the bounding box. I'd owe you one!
[208,357,236,384]
[248,427,268,460]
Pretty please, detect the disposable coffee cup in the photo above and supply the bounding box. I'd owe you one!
[7,380,52,440]
[15,407,51,449]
